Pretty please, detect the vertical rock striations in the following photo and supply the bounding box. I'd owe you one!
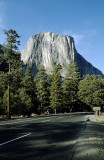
[21,32,103,77]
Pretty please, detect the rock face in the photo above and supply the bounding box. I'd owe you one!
[21,32,103,77]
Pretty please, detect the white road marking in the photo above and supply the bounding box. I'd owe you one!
[0,133,31,146]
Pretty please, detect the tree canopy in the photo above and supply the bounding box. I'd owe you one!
[78,75,104,109]
[50,64,62,114]
[0,29,21,118]
[35,66,49,114]
[0,29,104,117]
[63,60,81,112]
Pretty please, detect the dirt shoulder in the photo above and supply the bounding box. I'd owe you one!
[73,115,104,160]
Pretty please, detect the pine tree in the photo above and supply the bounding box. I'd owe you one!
[50,64,62,114]
[18,66,38,117]
[0,72,7,114]
[63,60,81,112]
[78,75,104,109]
[92,75,104,107]
[1,29,21,118]
[35,66,48,114]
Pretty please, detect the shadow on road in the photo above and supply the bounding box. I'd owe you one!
[0,120,85,160]
[0,117,104,160]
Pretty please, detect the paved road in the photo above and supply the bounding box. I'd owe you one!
[0,113,90,160]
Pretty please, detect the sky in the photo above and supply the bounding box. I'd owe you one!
[0,0,104,73]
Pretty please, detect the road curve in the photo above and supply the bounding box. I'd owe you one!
[0,113,91,160]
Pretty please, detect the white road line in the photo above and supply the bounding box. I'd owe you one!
[0,133,31,146]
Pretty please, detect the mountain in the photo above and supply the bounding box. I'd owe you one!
[21,32,103,77]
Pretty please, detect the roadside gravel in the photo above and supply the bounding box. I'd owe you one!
[73,115,104,160]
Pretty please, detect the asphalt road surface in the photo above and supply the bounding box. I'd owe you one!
[0,113,91,160]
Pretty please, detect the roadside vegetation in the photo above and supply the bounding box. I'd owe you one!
[0,29,104,118]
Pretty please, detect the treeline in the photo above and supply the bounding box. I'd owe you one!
[0,29,104,118]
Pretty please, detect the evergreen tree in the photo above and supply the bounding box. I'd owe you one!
[0,72,7,114]
[63,60,81,112]
[18,66,38,117]
[35,66,48,114]
[92,76,104,108]
[78,75,95,107]
[78,75,104,109]
[50,64,62,114]
[1,29,21,118]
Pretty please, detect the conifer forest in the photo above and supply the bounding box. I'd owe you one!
[0,29,104,118]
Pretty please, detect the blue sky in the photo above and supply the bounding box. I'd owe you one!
[0,0,104,73]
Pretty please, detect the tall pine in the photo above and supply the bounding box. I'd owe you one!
[18,66,38,117]
[0,72,7,114]
[1,29,21,118]
[35,66,48,114]
[63,60,81,112]
[50,64,62,114]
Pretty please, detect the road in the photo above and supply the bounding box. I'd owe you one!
[0,113,92,160]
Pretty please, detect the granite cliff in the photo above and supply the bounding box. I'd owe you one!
[21,32,103,77]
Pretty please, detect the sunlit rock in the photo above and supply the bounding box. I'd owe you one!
[21,32,103,77]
